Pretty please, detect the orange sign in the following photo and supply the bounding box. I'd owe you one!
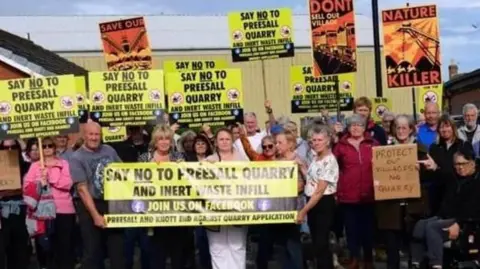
[99,17,152,71]
[382,5,442,88]
[308,0,357,76]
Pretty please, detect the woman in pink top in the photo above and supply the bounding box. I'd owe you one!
[23,136,75,269]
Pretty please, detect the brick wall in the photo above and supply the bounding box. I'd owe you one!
[450,90,480,115]
[0,60,28,80]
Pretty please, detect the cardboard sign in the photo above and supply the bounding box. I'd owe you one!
[0,150,21,191]
[372,144,420,200]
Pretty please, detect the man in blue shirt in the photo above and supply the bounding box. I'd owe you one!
[416,102,440,150]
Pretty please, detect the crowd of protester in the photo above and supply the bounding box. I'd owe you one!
[0,97,479,269]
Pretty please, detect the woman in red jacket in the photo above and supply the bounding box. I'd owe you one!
[333,114,379,269]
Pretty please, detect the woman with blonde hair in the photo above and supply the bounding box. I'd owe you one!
[205,127,248,269]
[270,130,305,269]
[138,124,191,269]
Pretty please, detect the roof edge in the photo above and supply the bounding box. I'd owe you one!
[444,68,480,91]
[0,52,43,77]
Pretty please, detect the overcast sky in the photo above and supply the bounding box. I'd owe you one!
[2,0,480,76]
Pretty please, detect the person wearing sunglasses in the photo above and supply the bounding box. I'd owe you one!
[410,144,480,269]
[237,124,276,162]
[23,137,76,269]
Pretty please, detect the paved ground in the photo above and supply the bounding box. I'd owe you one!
[29,243,409,269]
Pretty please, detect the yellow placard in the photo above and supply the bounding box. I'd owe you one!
[372,97,392,123]
[105,212,297,228]
[104,161,298,227]
[417,84,443,114]
[165,69,244,128]
[75,76,89,123]
[102,126,127,143]
[228,8,294,62]
[0,75,79,139]
[290,66,355,113]
[88,70,165,127]
[163,60,228,73]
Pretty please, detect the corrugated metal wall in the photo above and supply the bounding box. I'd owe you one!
[64,49,414,126]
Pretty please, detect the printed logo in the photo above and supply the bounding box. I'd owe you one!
[92,92,105,104]
[171,93,184,105]
[227,89,239,102]
[375,105,388,118]
[149,90,161,102]
[0,102,11,115]
[280,26,291,37]
[131,200,146,213]
[293,83,303,94]
[232,30,243,41]
[423,91,438,103]
[60,96,74,109]
[341,81,352,92]
[257,199,271,211]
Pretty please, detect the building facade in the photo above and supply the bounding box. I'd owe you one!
[444,61,480,115]
[0,14,420,124]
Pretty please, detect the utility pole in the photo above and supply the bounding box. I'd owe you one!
[371,0,383,97]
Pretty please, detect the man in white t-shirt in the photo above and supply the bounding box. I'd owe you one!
[234,112,267,160]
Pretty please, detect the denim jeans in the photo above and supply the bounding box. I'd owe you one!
[411,217,455,266]
[195,227,212,269]
[256,224,303,269]
[124,228,150,269]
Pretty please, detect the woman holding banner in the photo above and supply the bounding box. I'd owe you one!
[137,124,191,269]
[297,125,338,269]
[272,130,305,269]
[185,134,214,269]
[375,115,430,269]
[205,127,248,269]
[23,136,76,269]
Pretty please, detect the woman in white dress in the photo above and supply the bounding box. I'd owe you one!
[205,127,248,269]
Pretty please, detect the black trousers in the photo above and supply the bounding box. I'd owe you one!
[51,214,76,269]
[150,227,194,269]
[307,195,336,269]
[75,199,125,269]
[0,206,29,269]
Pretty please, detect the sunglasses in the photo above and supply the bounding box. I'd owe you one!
[262,144,274,150]
[42,144,55,149]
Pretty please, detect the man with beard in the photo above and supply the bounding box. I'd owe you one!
[457,103,480,157]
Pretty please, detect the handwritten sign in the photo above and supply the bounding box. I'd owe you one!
[0,150,21,191]
[372,144,420,200]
